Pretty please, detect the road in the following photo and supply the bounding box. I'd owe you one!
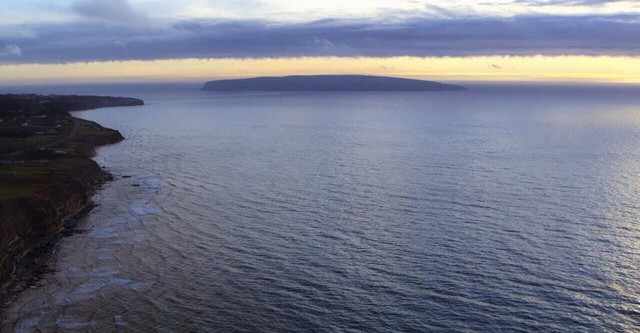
[44,118,80,148]
[1,117,80,158]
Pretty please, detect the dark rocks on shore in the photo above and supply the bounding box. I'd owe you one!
[0,175,106,303]
[0,94,142,296]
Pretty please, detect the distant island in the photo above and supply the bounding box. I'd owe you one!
[0,94,143,297]
[202,75,466,92]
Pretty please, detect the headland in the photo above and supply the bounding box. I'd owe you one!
[0,94,143,300]
[203,75,466,91]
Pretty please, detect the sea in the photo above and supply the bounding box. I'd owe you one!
[1,83,639,332]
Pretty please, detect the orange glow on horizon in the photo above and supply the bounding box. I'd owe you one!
[1,56,640,84]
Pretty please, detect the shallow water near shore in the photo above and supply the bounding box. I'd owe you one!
[2,83,640,332]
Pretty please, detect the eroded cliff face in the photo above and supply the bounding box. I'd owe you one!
[0,95,134,297]
[0,124,122,288]
[0,175,101,283]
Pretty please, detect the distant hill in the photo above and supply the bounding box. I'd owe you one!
[202,75,466,92]
[0,94,144,115]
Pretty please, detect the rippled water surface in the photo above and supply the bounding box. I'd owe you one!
[2,84,640,332]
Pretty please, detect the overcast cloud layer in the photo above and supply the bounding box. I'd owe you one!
[0,0,639,64]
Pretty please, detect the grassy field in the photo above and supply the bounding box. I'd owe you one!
[0,94,133,201]
[0,158,97,200]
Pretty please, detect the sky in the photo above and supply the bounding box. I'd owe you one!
[1,0,640,84]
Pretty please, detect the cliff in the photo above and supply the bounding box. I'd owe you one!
[0,94,140,295]
[0,179,93,283]
[203,75,466,92]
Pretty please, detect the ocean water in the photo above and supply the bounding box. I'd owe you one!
[1,83,640,332]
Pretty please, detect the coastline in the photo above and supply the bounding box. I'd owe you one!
[0,166,111,309]
[0,95,142,307]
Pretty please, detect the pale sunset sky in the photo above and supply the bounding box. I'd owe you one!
[1,0,640,84]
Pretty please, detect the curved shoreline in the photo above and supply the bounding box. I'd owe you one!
[0,95,143,306]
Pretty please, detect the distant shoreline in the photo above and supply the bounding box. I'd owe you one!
[203,75,466,92]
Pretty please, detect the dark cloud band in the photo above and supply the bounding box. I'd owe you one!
[1,14,639,64]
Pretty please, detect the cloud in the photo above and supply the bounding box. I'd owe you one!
[72,0,147,24]
[423,4,457,18]
[314,37,336,50]
[511,0,629,6]
[0,44,22,57]
[509,0,568,4]
[1,14,640,64]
